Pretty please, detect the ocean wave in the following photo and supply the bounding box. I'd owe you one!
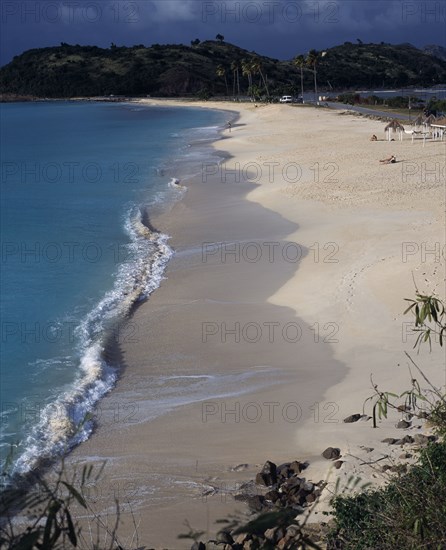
[167,177,187,193]
[10,207,173,477]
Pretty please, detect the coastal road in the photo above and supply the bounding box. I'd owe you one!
[322,101,412,121]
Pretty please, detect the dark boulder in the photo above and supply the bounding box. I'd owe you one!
[289,460,306,474]
[244,495,266,512]
[413,433,430,446]
[264,489,280,503]
[343,414,361,423]
[256,460,278,486]
[395,435,414,445]
[396,419,411,429]
[322,447,341,460]
[217,531,234,544]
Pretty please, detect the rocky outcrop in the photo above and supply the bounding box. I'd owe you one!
[194,459,326,549]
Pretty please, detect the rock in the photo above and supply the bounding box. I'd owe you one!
[264,489,280,503]
[395,435,414,445]
[231,463,249,472]
[396,419,411,429]
[281,476,302,494]
[343,413,361,423]
[382,464,392,472]
[277,463,291,478]
[399,452,412,459]
[279,495,289,506]
[264,527,277,541]
[277,535,292,549]
[334,460,344,469]
[382,438,397,444]
[418,411,430,419]
[191,543,206,550]
[237,480,256,494]
[217,531,234,545]
[413,433,430,446]
[306,492,317,503]
[397,404,411,412]
[246,495,266,512]
[278,469,292,480]
[288,491,303,506]
[360,415,372,421]
[322,447,341,460]
[255,473,265,486]
[277,463,294,483]
[289,460,306,474]
[390,463,408,474]
[256,460,277,486]
[235,534,248,545]
[296,495,308,507]
[302,481,314,492]
[286,524,300,538]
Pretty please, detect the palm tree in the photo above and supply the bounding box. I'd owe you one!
[230,60,241,99]
[306,49,320,103]
[251,57,270,100]
[216,64,229,97]
[293,54,305,103]
[241,58,253,98]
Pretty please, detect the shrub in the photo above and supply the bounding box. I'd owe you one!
[328,441,446,549]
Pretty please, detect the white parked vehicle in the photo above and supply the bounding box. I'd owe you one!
[279,95,293,103]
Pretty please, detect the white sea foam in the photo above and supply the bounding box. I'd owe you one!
[167,177,187,196]
[11,207,173,477]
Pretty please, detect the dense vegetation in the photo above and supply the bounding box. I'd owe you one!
[1,41,446,98]
[328,442,446,549]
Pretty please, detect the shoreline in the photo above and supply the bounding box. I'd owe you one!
[66,100,445,548]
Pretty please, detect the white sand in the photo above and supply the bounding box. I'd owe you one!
[67,100,445,548]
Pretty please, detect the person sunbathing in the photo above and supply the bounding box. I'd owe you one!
[379,154,396,164]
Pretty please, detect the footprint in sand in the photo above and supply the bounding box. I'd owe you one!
[338,256,393,310]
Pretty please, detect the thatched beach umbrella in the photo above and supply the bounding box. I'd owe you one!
[411,113,424,128]
[423,114,436,128]
[431,116,446,141]
[384,119,405,141]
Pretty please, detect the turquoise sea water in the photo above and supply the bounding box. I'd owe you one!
[0,101,226,476]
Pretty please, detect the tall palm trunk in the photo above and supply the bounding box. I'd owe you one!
[300,66,304,101]
[259,69,270,98]
[313,66,318,103]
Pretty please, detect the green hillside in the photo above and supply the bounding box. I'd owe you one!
[1,41,445,98]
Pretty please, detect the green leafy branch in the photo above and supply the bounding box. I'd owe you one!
[364,372,430,429]
[404,292,445,351]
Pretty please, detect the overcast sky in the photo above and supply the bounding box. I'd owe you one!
[1,0,445,65]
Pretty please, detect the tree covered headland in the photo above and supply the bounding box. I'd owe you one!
[1,40,446,98]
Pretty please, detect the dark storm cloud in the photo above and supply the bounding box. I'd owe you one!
[1,0,445,65]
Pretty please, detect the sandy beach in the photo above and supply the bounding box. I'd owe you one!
[67,100,445,549]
